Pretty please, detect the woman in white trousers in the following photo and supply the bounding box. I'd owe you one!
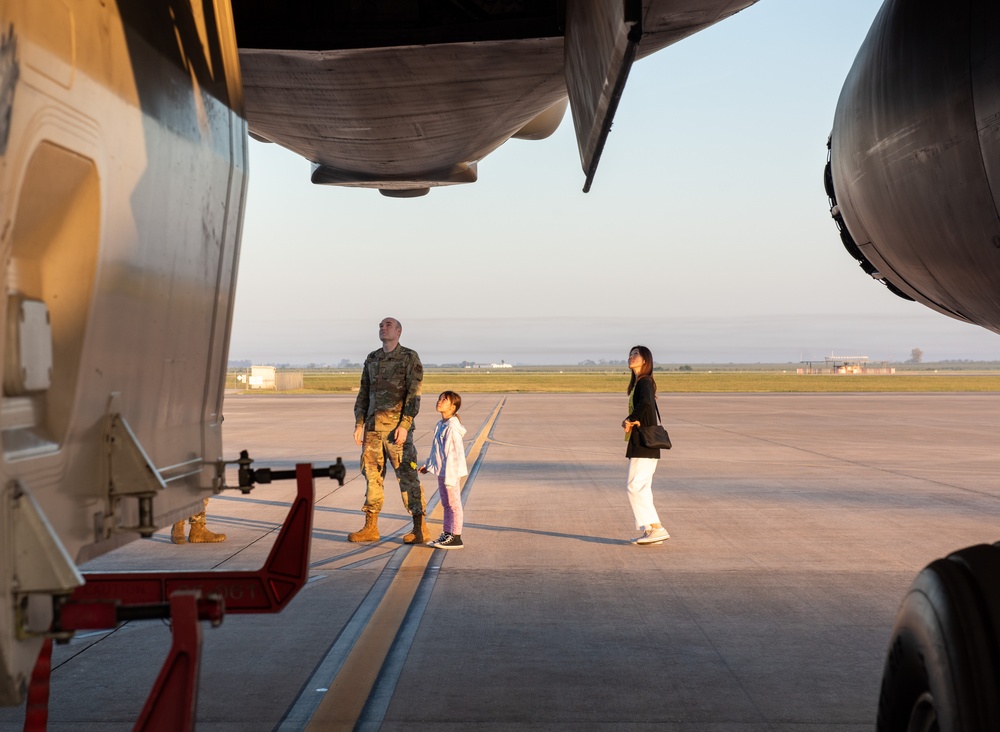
[621,345,669,545]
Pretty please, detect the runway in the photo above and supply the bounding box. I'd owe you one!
[2,392,999,730]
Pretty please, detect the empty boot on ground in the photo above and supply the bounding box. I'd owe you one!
[171,521,187,544]
[188,516,226,543]
[348,512,380,542]
[403,513,427,544]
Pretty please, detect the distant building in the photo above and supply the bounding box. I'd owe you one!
[249,366,275,389]
[237,366,304,390]
[797,356,895,375]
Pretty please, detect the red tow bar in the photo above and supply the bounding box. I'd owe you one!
[23,463,317,732]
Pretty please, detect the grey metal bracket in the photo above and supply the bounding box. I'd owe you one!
[105,403,167,538]
[7,481,83,639]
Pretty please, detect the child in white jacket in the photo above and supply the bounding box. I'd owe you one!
[419,391,468,548]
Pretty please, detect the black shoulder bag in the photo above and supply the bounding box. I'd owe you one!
[638,402,672,450]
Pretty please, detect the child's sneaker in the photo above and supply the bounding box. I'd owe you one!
[426,531,448,546]
[433,533,464,549]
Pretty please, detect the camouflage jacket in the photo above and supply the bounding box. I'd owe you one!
[354,344,423,432]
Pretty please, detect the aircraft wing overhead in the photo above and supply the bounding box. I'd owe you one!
[231,0,759,196]
[238,39,568,195]
[636,0,758,60]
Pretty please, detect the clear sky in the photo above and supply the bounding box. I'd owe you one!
[229,0,1000,366]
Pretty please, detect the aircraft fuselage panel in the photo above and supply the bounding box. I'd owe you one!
[0,0,247,705]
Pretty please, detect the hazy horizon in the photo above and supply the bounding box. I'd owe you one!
[228,313,1000,367]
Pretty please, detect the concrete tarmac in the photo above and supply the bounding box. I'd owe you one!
[2,392,999,730]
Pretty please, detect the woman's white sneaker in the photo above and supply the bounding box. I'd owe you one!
[633,527,669,545]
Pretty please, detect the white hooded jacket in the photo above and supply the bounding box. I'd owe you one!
[422,416,468,487]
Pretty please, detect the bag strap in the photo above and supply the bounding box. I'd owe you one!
[639,376,663,425]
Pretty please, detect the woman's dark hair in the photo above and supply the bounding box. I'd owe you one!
[440,390,462,415]
[626,345,656,396]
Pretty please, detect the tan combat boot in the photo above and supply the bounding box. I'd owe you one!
[348,513,380,542]
[188,520,226,543]
[403,513,427,544]
[171,521,187,544]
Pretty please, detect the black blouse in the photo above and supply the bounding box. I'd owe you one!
[626,376,661,459]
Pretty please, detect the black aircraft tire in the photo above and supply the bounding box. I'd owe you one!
[876,544,1000,732]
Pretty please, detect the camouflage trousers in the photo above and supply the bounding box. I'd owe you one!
[360,430,424,517]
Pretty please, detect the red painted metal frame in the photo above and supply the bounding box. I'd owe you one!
[23,465,315,732]
[23,640,51,731]
[71,464,315,613]
[134,592,201,732]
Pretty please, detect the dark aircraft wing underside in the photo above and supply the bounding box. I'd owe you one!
[232,0,756,193]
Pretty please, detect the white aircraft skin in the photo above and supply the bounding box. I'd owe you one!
[0,0,246,705]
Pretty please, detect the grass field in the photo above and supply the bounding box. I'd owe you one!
[227,369,1000,394]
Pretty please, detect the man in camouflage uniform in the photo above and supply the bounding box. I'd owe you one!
[349,317,427,543]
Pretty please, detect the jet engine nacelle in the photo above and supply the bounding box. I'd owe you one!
[827,0,1000,332]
